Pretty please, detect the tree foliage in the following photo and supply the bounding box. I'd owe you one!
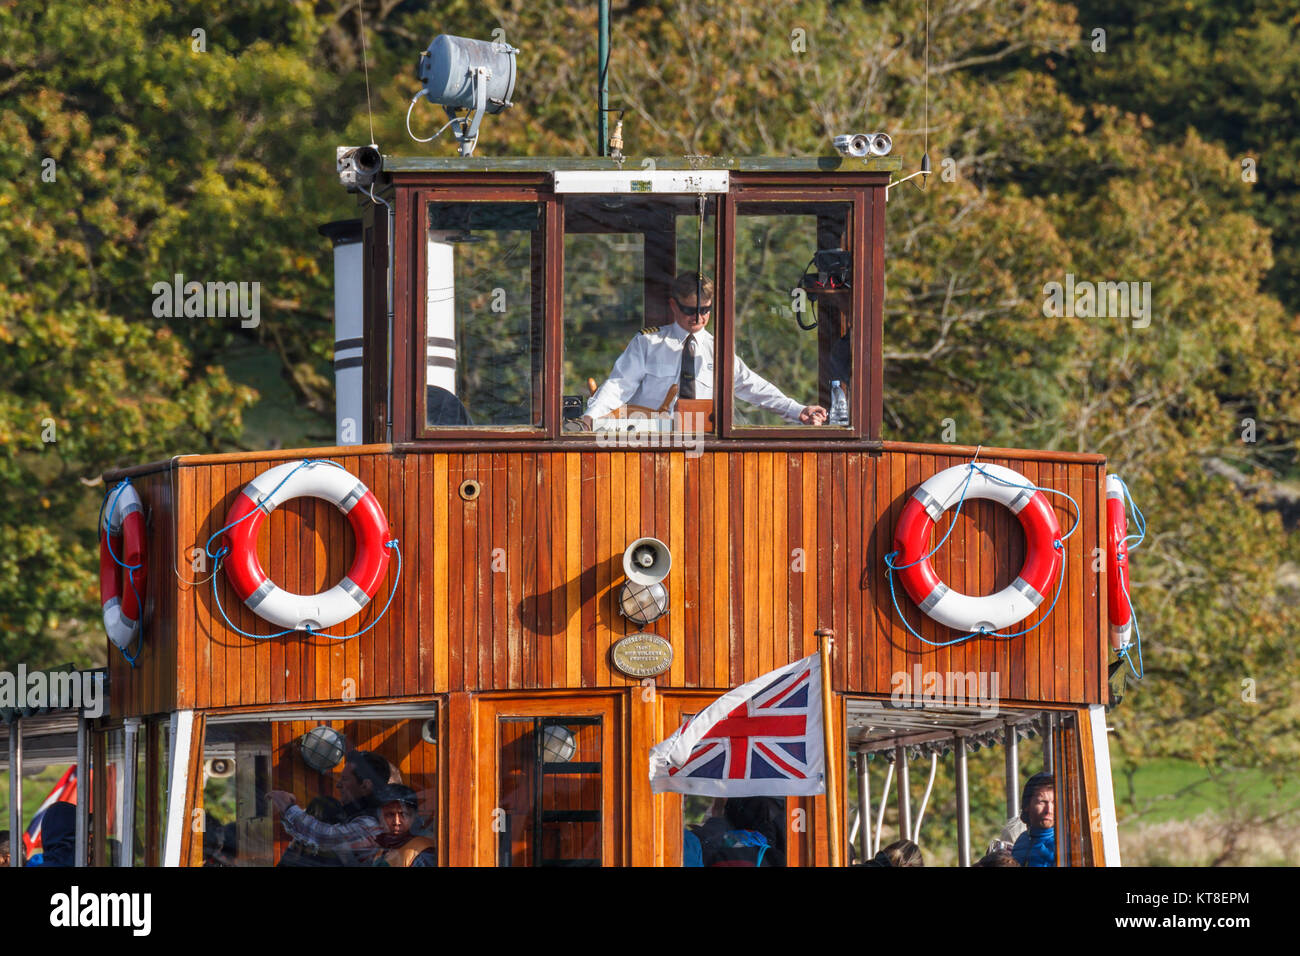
[0,1,1295,799]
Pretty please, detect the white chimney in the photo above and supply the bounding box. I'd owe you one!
[319,220,364,444]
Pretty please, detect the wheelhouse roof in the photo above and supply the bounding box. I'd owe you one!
[380,154,903,174]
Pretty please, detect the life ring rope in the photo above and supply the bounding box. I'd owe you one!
[210,538,402,641]
[883,461,1081,645]
[205,458,402,640]
[99,478,145,666]
[1109,475,1146,680]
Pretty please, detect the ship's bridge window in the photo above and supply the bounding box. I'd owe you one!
[565,194,718,435]
[424,200,544,429]
[732,200,855,429]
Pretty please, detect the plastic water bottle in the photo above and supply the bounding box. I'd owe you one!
[829,380,849,425]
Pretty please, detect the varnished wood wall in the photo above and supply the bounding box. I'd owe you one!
[113,444,1106,716]
[108,468,179,718]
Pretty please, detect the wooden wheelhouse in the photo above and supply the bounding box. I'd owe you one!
[8,154,1121,868]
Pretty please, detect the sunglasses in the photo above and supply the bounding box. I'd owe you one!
[674,299,713,316]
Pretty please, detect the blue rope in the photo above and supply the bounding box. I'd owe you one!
[210,539,402,641]
[882,460,1080,646]
[205,458,400,641]
[100,478,144,667]
[1111,476,1145,680]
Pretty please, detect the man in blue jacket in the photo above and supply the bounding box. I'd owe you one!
[1011,772,1056,867]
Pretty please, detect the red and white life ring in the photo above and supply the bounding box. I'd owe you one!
[1105,475,1131,648]
[893,463,1063,633]
[222,460,392,631]
[100,483,148,651]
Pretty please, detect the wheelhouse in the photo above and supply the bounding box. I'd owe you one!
[4,155,1121,868]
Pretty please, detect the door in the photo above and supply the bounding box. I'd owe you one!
[477,696,622,867]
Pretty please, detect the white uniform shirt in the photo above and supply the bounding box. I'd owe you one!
[585,323,805,422]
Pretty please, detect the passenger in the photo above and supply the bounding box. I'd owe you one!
[1010,772,1056,867]
[372,785,436,867]
[268,749,391,866]
[25,802,76,867]
[858,838,924,867]
[693,796,787,867]
[973,847,1020,867]
[579,274,828,428]
[276,797,344,867]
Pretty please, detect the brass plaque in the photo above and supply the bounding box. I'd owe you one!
[611,632,673,678]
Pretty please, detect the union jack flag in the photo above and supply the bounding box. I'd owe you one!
[649,653,825,797]
[24,765,78,857]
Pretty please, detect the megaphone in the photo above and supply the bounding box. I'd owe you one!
[205,757,235,779]
[623,537,671,586]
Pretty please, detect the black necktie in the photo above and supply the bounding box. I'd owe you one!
[679,334,697,399]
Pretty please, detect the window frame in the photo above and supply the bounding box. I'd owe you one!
[413,187,557,440]
[402,176,881,446]
[719,186,870,441]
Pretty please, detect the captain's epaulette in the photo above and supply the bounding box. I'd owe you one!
[640,325,660,335]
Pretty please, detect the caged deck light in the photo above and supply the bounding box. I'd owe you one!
[541,724,577,763]
[410,34,520,157]
[299,725,348,773]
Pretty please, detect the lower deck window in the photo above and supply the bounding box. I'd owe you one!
[200,712,438,867]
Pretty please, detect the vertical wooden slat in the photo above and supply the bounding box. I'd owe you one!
[1069,463,1087,703]
[536,452,553,691]
[581,453,597,687]
[801,451,818,662]
[493,450,510,691]
[830,451,847,691]
[418,453,434,694]
[447,454,464,693]
[594,453,612,685]
[551,452,567,690]
[684,454,701,687]
[394,454,413,698]
[479,452,496,691]
[773,450,789,670]
[507,452,523,689]
[608,452,626,685]
[460,453,477,693]
[565,454,582,688]
[757,451,774,678]
[1092,468,1108,703]
[668,452,685,687]
[713,453,730,689]
[433,454,449,693]
[786,454,803,671]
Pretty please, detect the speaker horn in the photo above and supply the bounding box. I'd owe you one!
[623,537,672,586]
[205,757,235,779]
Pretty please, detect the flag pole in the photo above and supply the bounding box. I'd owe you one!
[815,628,841,867]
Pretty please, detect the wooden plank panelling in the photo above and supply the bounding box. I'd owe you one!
[119,446,1109,714]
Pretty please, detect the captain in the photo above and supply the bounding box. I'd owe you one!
[581,274,829,427]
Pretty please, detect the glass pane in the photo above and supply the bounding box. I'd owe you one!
[568,196,717,437]
[497,716,602,866]
[733,201,854,428]
[133,730,147,865]
[102,729,126,866]
[425,201,543,428]
[156,720,170,866]
[201,714,438,867]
